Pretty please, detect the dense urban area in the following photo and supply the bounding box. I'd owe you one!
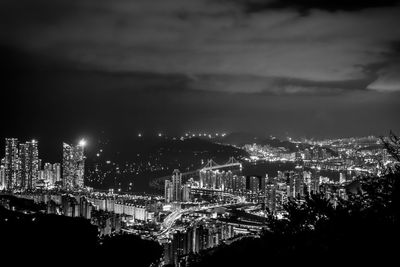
[1,133,396,265]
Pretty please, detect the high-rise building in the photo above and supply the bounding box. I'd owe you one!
[164,169,191,203]
[265,176,277,213]
[4,138,19,190]
[53,163,61,185]
[303,171,312,194]
[232,175,246,194]
[284,171,294,198]
[43,162,53,186]
[182,184,191,202]
[38,159,42,171]
[294,172,303,198]
[0,162,5,190]
[19,140,39,190]
[172,169,182,202]
[261,174,268,193]
[249,176,260,193]
[19,143,27,188]
[165,180,173,203]
[62,140,86,190]
[311,173,320,193]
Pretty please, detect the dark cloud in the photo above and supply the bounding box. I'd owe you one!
[1,0,400,94]
[239,0,400,13]
[0,0,399,141]
[187,73,370,95]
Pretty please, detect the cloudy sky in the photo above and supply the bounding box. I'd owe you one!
[1,0,400,144]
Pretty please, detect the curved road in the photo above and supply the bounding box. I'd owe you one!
[157,196,247,238]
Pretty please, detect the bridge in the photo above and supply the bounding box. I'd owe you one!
[150,157,242,191]
[200,157,242,171]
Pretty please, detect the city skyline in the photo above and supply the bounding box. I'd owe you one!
[1,1,399,265]
[2,132,395,263]
[0,138,83,191]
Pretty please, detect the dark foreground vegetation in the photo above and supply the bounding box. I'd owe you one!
[0,202,163,265]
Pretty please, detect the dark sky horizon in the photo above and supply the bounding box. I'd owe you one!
[1,0,400,149]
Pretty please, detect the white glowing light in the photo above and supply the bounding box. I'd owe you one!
[79,139,86,147]
[138,133,142,137]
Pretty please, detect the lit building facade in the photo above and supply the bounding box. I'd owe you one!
[172,169,182,202]
[19,140,39,190]
[53,163,61,185]
[0,163,5,190]
[4,138,20,190]
[62,141,86,190]
[165,169,193,203]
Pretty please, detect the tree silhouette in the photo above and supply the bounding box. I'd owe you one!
[0,196,163,265]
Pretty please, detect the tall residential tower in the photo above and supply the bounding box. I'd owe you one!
[19,140,39,190]
[62,140,86,190]
[4,138,19,190]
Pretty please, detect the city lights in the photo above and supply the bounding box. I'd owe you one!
[2,0,398,263]
[79,139,87,147]
[0,133,396,266]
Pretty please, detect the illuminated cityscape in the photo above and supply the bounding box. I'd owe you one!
[1,132,398,265]
[1,0,400,265]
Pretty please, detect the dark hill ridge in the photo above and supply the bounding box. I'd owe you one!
[87,136,248,164]
[218,132,338,156]
[217,132,298,152]
[85,137,248,193]
[216,132,261,147]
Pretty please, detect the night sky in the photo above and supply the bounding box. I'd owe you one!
[1,0,400,149]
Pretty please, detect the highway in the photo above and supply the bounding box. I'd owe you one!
[157,197,247,238]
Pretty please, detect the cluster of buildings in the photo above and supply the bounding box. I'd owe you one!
[0,138,86,191]
[1,138,40,190]
[17,193,94,219]
[14,190,163,235]
[163,204,268,266]
[244,143,332,162]
[262,169,337,213]
[160,157,356,265]
[164,169,192,203]
[163,157,352,215]
[199,158,242,191]
[244,136,393,177]
[15,192,124,236]
[164,222,235,266]
[244,143,296,161]
[87,196,159,222]
[164,159,246,204]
